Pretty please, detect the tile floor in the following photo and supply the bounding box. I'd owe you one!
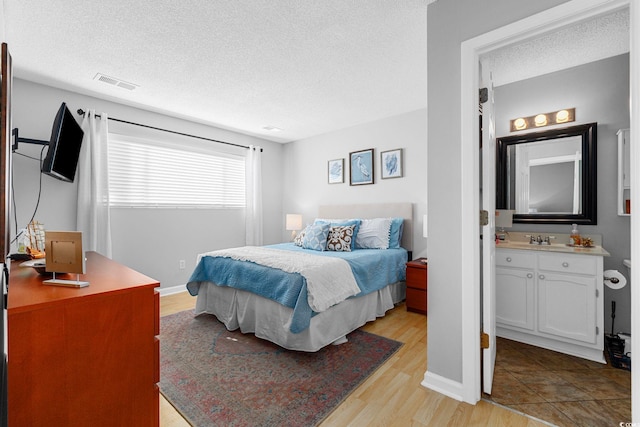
[484,337,631,426]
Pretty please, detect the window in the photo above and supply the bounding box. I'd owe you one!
[108,134,246,208]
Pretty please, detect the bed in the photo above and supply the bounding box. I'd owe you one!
[186,203,413,352]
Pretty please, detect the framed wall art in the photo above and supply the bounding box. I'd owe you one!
[327,158,344,184]
[349,148,374,185]
[381,148,403,179]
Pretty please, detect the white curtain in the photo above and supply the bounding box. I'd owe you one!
[76,110,112,257]
[245,145,263,245]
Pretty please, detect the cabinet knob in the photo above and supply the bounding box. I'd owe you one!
[539,274,545,280]
[506,257,512,262]
[562,262,569,268]
[527,273,533,278]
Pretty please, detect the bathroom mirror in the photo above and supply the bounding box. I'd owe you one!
[496,122,597,224]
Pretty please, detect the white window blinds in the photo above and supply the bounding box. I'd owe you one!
[108,134,246,208]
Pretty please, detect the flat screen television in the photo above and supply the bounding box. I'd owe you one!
[41,102,84,182]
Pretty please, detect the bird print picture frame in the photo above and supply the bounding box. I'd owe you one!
[349,148,374,185]
[381,148,403,179]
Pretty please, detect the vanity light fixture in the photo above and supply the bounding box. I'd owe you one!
[556,109,570,123]
[534,114,548,127]
[510,108,575,132]
[513,117,527,130]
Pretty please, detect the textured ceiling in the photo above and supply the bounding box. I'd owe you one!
[0,2,629,143]
[483,8,629,87]
[2,0,428,143]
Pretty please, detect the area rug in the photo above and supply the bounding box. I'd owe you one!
[159,310,402,427]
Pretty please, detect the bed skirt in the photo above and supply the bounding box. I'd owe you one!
[193,281,406,352]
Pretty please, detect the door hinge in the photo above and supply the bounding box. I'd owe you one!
[596,289,599,297]
[481,332,490,349]
[479,87,488,104]
[480,210,489,226]
[596,326,600,335]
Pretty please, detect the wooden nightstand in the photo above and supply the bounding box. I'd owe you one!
[406,258,427,314]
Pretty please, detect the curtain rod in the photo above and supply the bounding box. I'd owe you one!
[76,109,262,152]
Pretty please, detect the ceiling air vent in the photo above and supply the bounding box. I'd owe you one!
[93,73,139,91]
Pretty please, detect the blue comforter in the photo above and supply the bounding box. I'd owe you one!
[186,243,407,333]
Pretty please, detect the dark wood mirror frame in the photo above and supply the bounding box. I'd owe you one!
[496,122,597,225]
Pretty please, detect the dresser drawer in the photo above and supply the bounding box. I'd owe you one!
[538,253,597,275]
[496,250,535,269]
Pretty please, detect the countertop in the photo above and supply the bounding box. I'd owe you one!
[496,240,610,256]
[496,231,610,256]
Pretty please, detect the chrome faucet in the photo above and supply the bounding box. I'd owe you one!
[526,234,555,245]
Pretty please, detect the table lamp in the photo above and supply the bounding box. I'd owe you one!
[285,214,302,240]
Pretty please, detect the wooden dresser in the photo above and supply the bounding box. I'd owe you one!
[405,258,428,314]
[7,251,160,426]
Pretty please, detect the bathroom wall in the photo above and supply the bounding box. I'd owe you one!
[494,53,631,333]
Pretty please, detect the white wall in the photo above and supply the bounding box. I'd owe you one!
[495,53,631,333]
[11,78,284,289]
[282,109,428,258]
[426,0,569,385]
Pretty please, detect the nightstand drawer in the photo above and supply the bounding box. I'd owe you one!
[406,288,427,314]
[406,267,427,290]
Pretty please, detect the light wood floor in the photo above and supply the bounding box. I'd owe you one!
[160,291,546,427]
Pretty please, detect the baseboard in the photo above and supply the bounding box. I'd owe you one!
[421,370,467,403]
[158,284,189,297]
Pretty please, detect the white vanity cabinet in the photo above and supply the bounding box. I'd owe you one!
[496,248,604,363]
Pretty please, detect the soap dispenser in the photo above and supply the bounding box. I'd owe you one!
[570,223,581,246]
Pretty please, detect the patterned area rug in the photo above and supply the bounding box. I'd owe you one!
[160,310,402,427]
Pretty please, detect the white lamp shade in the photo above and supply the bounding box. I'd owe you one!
[286,214,303,231]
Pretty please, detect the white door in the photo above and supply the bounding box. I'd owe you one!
[481,65,497,394]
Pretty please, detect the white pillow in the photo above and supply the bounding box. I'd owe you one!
[355,218,391,249]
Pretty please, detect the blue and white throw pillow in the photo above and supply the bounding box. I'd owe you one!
[302,222,331,251]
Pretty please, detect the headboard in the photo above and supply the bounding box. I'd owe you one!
[318,203,413,251]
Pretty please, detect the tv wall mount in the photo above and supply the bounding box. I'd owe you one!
[11,128,48,151]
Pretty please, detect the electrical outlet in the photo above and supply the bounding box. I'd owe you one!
[179,260,186,270]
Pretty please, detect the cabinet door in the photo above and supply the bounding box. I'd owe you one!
[496,267,535,331]
[538,272,597,344]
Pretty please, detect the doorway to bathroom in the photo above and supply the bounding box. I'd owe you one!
[461,0,638,418]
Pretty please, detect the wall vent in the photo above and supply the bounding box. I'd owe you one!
[93,73,139,91]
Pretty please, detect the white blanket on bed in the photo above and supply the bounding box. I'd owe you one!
[197,246,361,312]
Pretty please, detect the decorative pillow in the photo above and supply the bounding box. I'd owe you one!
[314,219,361,250]
[294,225,309,247]
[388,217,404,249]
[355,218,391,249]
[301,222,330,251]
[326,225,356,252]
